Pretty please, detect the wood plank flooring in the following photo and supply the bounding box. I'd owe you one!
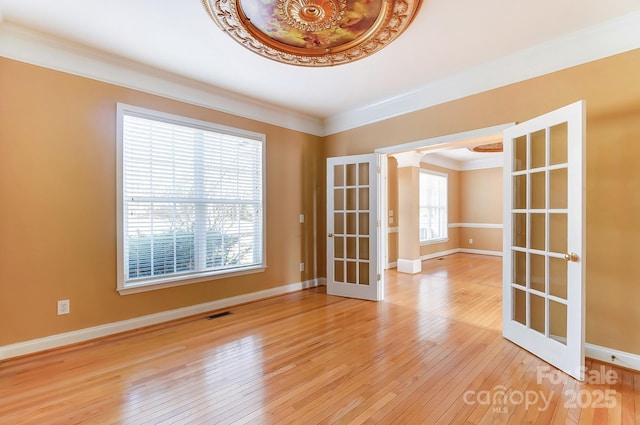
[1,253,639,424]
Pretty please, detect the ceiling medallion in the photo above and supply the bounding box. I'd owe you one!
[202,0,422,66]
[469,142,504,153]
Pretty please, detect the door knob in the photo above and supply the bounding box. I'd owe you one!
[564,252,579,262]
[328,233,333,238]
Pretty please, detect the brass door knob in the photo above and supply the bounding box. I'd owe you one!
[328,233,333,238]
[564,252,579,262]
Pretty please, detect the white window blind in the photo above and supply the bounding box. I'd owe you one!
[419,171,448,242]
[117,104,265,291]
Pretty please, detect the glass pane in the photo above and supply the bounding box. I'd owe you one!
[334,189,344,211]
[530,213,545,251]
[359,188,369,210]
[334,260,344,282]
[549,168,568,210]
[346,188,356,210]
[359,213,369,235]
[346,164,357,186]
[334,236,344,258]
[346,213,356,235]
[549,257,568,299]
[334,164,344,186]
[531,172,546,210]
[530,253,546,293]
[549,213,567,253]
[514,136,527,172]
[513,250,526,286]
[531,129,546,169]
[549,300,567,345]
[334,213,344,234]
[359,237,369,260]
[514,175,527,210]
[550,122,568,166]
[358,262,369,285]
[346,237,356,259]
[513,287,526,325]
[513,213,527,248]
[530,293,546,335]
[346,261,356,284]
[358,163,369,185]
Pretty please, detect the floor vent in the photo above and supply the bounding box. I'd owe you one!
[206,311,232,320]
[437,257,445,260]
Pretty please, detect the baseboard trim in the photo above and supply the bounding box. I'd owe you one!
[459,248,503,257]
[0,279,321,361]
[420,249,460,261]
[586,343,640,372]
[386,248,500,268]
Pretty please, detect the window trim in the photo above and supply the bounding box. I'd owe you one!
[419,169,448,244]
[116,103,267,295]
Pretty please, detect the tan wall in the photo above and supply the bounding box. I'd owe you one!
[585,108,640,354]
[458,167,503,252]
[3,47,640,356]
[459,167,502,223]
[324,49,640,355]
[0,58,322,346]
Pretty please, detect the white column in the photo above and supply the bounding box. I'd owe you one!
[391,151,424,274]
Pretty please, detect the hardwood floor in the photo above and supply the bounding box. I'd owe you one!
[1,253,639,424]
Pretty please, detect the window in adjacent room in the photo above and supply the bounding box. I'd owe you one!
[419,170,448,243]
[116,104,265,293]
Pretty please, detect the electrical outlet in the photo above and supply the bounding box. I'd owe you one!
[469,239,473,245]
[299,214,305,223]
[299,262,305,272]
[57,299,70,315]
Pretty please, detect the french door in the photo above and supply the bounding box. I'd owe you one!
[326,154,383,301]
[503,101,586,381]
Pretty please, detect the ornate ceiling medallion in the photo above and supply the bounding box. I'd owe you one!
[469,142,503,153]
[202,0,422,66]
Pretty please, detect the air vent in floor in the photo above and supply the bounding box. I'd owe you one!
[206,311,232,320]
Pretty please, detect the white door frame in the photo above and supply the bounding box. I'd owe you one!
[375,123,515,269]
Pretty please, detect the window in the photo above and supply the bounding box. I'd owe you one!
[117,104,265,293]
[419,170,448,243]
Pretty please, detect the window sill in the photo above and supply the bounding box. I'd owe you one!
[420,238,449,246]
[117,265,266,295]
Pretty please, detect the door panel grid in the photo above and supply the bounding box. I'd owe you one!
[333,162,370,285]
[327,153,382,301]
[503,101,584,381]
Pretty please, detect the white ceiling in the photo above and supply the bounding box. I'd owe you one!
[1,0,640,135]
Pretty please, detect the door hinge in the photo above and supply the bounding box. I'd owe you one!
[377,166,381,173]
[377,220,381,227]
[377,273,381,281]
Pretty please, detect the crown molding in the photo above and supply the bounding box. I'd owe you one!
[324,10,640,135]
[2,10,640,137]
[0,22,325,137]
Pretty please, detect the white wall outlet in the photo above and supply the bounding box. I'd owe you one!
[469,239,473,245]
[57,299,70,315]
[299,262,305,272]
[299,214,305,223]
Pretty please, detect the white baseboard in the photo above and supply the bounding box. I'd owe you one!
[459,248,503,257]
[397,258,422,274]
[386,249,498,269]
[586,343,640,372]
[420,249,460,261]
[0,279,321,361]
